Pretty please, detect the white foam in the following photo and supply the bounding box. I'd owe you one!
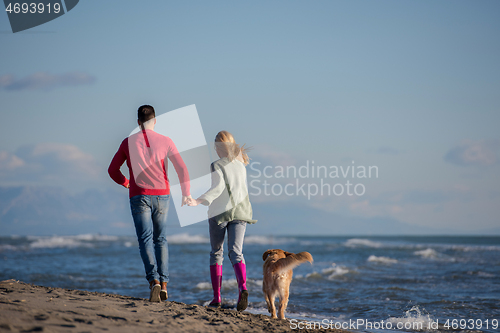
[467,271,495,278]
[244,235,294,245]
[448,244,500,252]
[250,279,263,287]
[26,234,121,249]
[195,282,212,290]
[0,244,18,251]
[321,264,351,279]
[166,233,209,244]
[367,255,398,264]
[414,248,439,259]
[387,305,435,331]
[246,306,334,323]
[195,278,262,291]
[221,278,239,290]
[305,272,323,279]
[345,238,383,248]
[29,236,88,249]
[72,234,119,241]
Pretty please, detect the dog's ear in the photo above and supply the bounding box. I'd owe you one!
[263,250,273,261]
[284,251,294,257]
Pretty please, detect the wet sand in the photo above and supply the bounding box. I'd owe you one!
[0,280,347,332]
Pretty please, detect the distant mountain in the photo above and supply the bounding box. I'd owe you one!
[0,186,491,236]
[0,186,136,235]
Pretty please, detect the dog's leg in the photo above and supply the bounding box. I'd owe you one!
[264,291,272,313]
[269,293,277,319]
[278,285,290,319]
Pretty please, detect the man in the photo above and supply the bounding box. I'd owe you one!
[108,105,191,302]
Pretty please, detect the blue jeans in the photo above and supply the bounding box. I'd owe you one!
[130,195,170,283]
[209,219,247,266]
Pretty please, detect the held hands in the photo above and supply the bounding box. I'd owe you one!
[181,195,193,207]
[187,198,204,207]
[182,195,201,207]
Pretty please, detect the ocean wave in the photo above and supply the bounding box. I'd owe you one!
[73,234,119,241]
[30,237,90,249]
[195,278,263,291]
[322,264,350,276]
[195,282,212,290]
[386,305,435,331]
[446,244,500,252]
[344,238,383,248]
[296,264,353,280]
[304,272,324,279]
[414,248,440,259]
[27,234,121,249]
[246,306,333,322]
[344,238,500,253]
[0,244,18,252]
[467,270,495,278]
[26,234,119,242]
[166,233,209,244]
[244,235,295,245]
[367,255,398,264]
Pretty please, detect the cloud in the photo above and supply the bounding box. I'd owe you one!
[0,151,25,169]
[0,72,96,91]
[0,143,102,188]
[444,139,499,167]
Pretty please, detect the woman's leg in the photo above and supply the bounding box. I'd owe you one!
[227,220,248,311]
[209,219,227,266]
[208,219,227,306]
[227,220,247,266]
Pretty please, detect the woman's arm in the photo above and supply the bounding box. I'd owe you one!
[189,163,225,206]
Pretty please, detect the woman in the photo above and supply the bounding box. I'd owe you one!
[188,131,256,311]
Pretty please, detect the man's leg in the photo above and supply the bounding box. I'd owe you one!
[130,195,158,283]
[151,195,170,285]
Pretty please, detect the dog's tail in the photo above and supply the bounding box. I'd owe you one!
[271,252,313,275]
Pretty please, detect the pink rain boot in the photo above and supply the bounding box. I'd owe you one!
[209,264,222,307]
[233,262,248,311]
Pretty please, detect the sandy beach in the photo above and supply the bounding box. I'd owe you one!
[0,279,346,333]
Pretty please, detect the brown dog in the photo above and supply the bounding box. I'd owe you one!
[262,249,313,319]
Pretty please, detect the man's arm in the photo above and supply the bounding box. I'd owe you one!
[167,140,191,205]
[108,140,130,188]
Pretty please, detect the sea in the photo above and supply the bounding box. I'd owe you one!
[1,234,499,333]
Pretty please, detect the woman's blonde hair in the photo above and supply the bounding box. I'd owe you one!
[215,130,250,165]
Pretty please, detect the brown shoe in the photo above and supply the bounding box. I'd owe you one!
[149,280,161,302]
[160,282,168,301]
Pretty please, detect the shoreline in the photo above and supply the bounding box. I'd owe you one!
[0,279,347,332]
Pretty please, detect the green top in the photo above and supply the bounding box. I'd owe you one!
[198,157,257,225]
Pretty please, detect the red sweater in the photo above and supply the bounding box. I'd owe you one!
[108,129,190,198]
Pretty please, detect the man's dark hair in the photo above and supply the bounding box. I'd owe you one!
[138,105,155,123]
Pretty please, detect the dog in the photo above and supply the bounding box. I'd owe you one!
[262,249,313,319]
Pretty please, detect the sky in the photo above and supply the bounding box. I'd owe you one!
[1,0,500,234]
